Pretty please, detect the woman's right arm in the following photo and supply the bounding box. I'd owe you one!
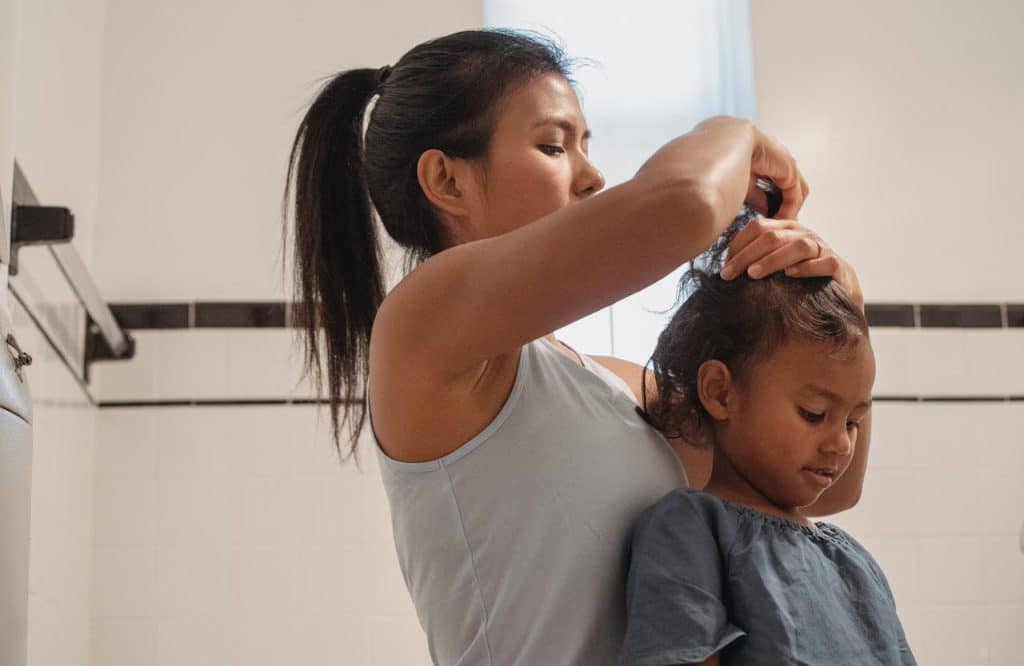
[371,117,804,386]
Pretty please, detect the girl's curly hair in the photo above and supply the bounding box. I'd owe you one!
[642,208,869,449]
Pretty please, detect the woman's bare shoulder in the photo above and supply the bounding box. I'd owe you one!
[589,353,712,487]
[587,355,653,405]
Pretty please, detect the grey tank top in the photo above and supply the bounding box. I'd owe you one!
[368,337,688,666]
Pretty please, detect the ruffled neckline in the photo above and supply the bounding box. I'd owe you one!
[702,491,849,545]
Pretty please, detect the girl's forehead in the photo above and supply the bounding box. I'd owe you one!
[754,338,876,400]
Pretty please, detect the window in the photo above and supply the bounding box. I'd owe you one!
[485,0,756,364]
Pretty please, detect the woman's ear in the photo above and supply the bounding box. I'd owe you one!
[696,360,733,421]
[415,149,481,228]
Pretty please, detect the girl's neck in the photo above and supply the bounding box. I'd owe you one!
[703,451,816,528]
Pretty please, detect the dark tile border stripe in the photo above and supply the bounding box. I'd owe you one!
[98,398,359,408]
[864,304,915,327]
[97,395,1024,408]
[919,304,1003,328]
[108,301,1024,330]
[1008,305,1024,327]
[195,302,285,328]
[111,303,190,329]
[875,395,1024,402]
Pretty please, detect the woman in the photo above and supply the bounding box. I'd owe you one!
[284,28,868,665]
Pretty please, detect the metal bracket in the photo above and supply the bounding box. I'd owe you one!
[84,314,135,384]
[9,204,75,276]
[9,162,135,385]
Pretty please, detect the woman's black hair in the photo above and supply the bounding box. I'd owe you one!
[642,209,870,449]
[282,28,583,463]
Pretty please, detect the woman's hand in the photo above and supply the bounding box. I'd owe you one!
[692,116,810,221]
[720,217,865,310]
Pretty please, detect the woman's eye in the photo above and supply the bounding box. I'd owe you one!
[799,408,824,423]
[538,144,565,156]
[846,420,860,431]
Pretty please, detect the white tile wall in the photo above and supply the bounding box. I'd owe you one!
[91,406,429,665]
[86,326,1024,406]
[81,327,1024,665]
[830,402,1024,665]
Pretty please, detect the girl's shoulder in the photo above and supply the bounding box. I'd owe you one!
[632,488,745,555]
[636,488,857,556]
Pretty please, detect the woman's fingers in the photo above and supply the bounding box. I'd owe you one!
[749,128,805,219]
[719,214,865,310]
[724,234,824,279]
[783,255,840,278]
[722,220,824,280]
[724,216,796,263]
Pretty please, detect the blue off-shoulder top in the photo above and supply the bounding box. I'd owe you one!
[619,488,916,666]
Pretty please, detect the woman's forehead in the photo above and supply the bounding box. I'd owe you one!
[496,73,587,132]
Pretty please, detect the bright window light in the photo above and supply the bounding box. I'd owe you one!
[485,0,756,364]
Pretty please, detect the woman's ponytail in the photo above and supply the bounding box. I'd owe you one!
[283,30,579,464]
[284,68,383,463]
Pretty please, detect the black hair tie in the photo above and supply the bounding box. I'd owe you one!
[755,177,783,219]
[635,405,654,426]
[374,65,393,91]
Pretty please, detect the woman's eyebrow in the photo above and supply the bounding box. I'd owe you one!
[532,115,592,140]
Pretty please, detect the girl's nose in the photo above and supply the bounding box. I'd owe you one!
[821,427,854,457]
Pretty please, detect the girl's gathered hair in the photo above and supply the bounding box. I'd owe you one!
[643,208,870,449]
[282,28,585,463]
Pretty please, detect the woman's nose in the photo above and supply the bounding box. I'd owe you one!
[576,158,605,197]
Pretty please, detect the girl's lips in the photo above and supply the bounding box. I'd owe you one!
[802,468,835,488]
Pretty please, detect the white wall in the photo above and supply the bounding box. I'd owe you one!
[749,0,1024,302]
[2,0,108,664]
[91,0,479,302]
[85,1,481,664]
[90,406,427,665]
[0,0,17,272]
[750,2,1024,664]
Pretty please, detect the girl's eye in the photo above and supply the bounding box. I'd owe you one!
[799,408,824,423]
[846,420,860,431]
[538,144,565,156]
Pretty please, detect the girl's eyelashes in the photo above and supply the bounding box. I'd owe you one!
[798,407,824,423]
[800,406,861,431]
[538,144,565,156]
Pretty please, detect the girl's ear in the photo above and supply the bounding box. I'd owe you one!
[696,360,733,421]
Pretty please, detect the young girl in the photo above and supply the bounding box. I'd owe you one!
[285,27,870,665]
[620,212,916,665]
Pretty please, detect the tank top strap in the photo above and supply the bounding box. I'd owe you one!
[542,337,639,405]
